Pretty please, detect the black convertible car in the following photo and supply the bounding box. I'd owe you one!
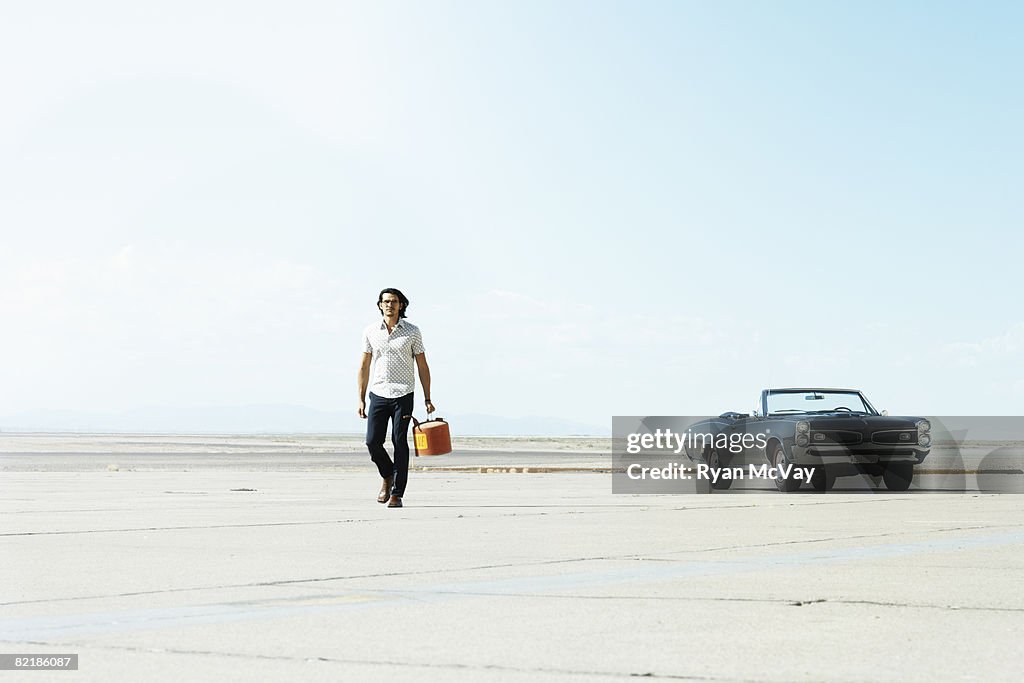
[690,388,931,492]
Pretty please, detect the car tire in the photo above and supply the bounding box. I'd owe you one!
[882,462,914,491]
[706,446,733,490]
[772,444,801,493]
[810,465,835,492]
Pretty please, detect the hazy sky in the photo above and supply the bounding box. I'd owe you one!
[1,1,1021,427]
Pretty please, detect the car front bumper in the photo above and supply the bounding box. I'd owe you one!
[788,444,929,465]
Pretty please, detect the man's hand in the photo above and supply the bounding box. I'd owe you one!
[425,399,435,415]
[357,353,371,419]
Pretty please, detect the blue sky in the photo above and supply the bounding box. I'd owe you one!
[1,1,1021,429]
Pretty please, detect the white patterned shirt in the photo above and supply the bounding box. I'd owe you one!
[362,318,426,398]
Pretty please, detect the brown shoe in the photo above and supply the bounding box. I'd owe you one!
[387,495,403,508]
[377,476,393,504]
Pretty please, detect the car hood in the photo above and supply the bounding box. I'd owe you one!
[804,415,922,430]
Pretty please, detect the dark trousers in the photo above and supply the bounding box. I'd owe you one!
[365,391,415,497]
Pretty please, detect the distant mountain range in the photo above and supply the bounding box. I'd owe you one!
[0,405,609,436]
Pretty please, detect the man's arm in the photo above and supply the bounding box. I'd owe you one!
[357,352,372,418]
[415,352,434,414]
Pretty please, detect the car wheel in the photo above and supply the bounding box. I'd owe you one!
[706,446,733,490]
[882,462,914,491]
[772,444,801,492]
[810,465,835,492]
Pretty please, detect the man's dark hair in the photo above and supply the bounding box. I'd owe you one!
[377,288,410,318]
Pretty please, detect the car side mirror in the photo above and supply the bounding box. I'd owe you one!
[882,409,889,416]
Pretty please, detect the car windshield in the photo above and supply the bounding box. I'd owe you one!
[767,391,873,415]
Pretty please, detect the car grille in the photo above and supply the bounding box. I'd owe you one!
[872,430,917,445]
[808,430,863,445]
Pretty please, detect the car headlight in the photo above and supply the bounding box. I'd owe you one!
[796,421,810,434]
[916,420,931,447]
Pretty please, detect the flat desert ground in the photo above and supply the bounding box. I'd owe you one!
[2,434,1022,682]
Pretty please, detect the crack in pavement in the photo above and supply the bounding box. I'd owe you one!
[321,589,1024,613]
[0,505,681,537]
[0,556,632,607]
[4,528,1023,642]
[5,639,757,682]
[4,524,1019,607]
[630,522,1024,557]
[2,496,990,538]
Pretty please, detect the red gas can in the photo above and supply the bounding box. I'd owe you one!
[412,417,452,456]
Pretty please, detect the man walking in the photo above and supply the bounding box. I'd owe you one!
[358,288,434,508]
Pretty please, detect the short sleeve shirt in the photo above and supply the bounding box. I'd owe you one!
[362,318,426,398]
